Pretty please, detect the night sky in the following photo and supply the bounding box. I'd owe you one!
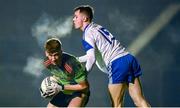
[0,0,180,107]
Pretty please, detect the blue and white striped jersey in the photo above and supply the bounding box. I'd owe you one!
[79,22,129,73]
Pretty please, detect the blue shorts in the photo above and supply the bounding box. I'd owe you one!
[108,54,142,84]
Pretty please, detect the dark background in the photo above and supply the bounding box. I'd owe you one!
[0,0,180,107]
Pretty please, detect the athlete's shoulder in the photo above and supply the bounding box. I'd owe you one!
[62,52,74,57]
[87,22,102,31]
[62,52,76,61]
[62,52,85,73]
[84,23,101,39]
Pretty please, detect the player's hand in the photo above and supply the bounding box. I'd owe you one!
[39,87,56,98]
[46,83,64,96]
[39,88,51,98]
[55,83,64,92]
[76,57,80,61]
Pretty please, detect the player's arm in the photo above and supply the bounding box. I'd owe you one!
[64,80,89,91]
[47,74,89,93]
[63,59,89,91]
[77,55,88,62]
[45,80,89,96]
[84,48,95,72]
[77,50,95,72]
[79,31,96,72]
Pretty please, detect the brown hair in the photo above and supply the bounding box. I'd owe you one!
[74,5,94,22]
[44,38,62,53]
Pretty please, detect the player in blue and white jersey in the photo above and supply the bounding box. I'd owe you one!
[72,5,150,107]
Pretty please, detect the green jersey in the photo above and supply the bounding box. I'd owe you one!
[46,52,87,94]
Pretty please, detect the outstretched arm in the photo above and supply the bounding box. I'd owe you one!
[77,49,95,72]
[78,55,88,62]
[85,49,95,72]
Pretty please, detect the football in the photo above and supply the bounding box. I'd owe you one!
[40,76,58,94]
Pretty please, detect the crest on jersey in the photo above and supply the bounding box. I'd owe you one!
[64,63,73,74]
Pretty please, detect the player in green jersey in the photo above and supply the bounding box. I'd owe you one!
[40,37,90,107]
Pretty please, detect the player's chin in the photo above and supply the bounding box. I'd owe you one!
[51,61,57,65]
[73,24,79,29]
[54,61,60,65]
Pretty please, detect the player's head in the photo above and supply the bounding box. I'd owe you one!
[73,5,94,30]
[74,5,94,22]
[44,38,62,65]
[45,38,62,53]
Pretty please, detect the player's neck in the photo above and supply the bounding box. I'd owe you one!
[82,22,91,31]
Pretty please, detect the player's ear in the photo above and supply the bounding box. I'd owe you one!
[83,16,88,22]
[45,51,49,57]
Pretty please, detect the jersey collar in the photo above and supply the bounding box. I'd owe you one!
[83,22,93,38]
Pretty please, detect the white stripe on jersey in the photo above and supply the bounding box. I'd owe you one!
[83,22,129,73]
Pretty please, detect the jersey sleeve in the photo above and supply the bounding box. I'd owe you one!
[74,61,87,83]
[82,30,96,71]
[74,69,87,83]
[82,30,96,52]
[77,55,88,62]
[85,49,95,72]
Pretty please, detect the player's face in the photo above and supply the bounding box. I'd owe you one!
[46,51,62,65]
[73,10,84,30]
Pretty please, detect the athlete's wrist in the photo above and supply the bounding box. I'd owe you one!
[58,83,64,91]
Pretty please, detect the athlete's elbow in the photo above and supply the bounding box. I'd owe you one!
[86,56,95,71]
[79,82,89,90]
[81,85,88,90]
